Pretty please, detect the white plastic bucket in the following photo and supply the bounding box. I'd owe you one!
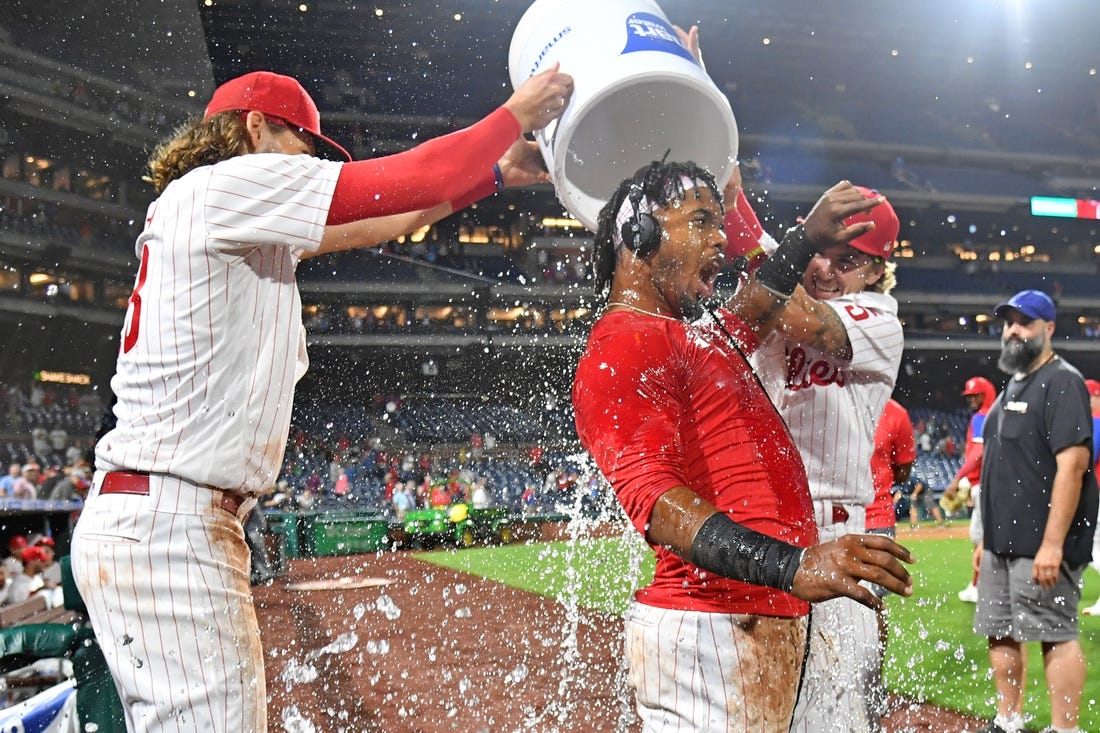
[509,0,738,231]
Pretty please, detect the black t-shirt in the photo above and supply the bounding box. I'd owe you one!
[981,356,1098,565]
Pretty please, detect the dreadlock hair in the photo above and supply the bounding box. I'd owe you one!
[591,159,722,301]
[144,111,250,193]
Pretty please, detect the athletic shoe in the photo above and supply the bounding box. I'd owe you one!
[1082,601,1100,616]
[958,584,979,603]
[971,723,1008,733]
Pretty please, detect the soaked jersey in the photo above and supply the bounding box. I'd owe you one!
[573,309,816,617]
[97,154,341,495]
[751,291,904,506]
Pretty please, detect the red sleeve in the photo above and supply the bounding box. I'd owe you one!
[734,188,766,240]
[955,445,984,481]
[326,106,520,225]
[723,188,769,267]
[572,320,688,539]
[893,405,917,465]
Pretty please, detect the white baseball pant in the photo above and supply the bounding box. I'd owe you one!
[624,601,808,732]
[790,503,881,733]
[71,472,265,732]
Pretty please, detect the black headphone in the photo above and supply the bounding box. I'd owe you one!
[619,182,662,258]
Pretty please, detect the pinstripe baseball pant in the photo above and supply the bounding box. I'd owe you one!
[72,472,265,732]
[624,601,808,732]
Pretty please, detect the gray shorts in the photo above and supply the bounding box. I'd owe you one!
[864,527,896,599]
[972,551,1085,642]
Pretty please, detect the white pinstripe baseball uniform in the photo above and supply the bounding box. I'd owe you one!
[72,153,340,733]
[751,290,904,733]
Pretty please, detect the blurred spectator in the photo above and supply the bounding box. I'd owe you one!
[2,536,26,576]
[392,483,414,520]
[30,426,49,459]
[11,463,39,499]
[48,466,90,502]
[470,478,490,509]
[0,463,19,497]
[7,545,48,605]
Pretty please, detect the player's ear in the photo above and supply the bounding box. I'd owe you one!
[241,111,266,153]
[865,260,885,287]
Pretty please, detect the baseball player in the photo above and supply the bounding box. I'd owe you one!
[573,160,914,733]
[867,398,916,543]
[726,178,905,732]
[70,67,573,732]
[941,375,997,602]
[864,397,916,717]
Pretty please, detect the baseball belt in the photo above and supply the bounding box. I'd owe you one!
[812,500,851,525]
[99,470,249,517]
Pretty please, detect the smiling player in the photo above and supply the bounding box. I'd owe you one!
[727,181,904,731]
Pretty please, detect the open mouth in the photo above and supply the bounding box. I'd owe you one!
[697,257,724,298]
[809,275,842,298]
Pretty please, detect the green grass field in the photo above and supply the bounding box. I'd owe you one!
[417,533,1100,731]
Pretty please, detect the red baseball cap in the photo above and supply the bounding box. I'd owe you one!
[8,535,27,551]
[21,546,49,564]
[204,71,351,161]
[843,186,900,259]
[1086,378,1100,397]
[962,376,996,406]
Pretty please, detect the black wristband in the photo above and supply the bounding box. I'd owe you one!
[689,512,804,592]
[492,163,505,192]
[754,224,814,299]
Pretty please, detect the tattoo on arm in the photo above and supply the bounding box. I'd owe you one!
[782,288,852,359]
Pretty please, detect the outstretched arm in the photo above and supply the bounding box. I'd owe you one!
[311,136,554,257]
[325,64,573,225]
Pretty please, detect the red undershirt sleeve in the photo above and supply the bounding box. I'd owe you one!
[723,188,770,268]
[326,106,520,225]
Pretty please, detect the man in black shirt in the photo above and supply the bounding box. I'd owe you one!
[973,289,1097,733]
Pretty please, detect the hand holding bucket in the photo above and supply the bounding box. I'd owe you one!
[509,0,739,231]
[503,61,575,133]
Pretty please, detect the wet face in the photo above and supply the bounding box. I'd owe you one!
[964,393,984,412]
[646,187,726,320]
[801,244,884,300]
[997,310,1050,374]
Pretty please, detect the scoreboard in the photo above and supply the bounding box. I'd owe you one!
[1031,196,1100,219]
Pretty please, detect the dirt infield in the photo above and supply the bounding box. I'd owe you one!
[254,521,985,732]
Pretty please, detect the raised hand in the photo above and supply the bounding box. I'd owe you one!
[802,181,886,251]
[504,62,575,133]
[496,138,551,188]
[790,533,915,612]
[673,24,704,70]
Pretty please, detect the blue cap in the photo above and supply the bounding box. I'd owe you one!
[994,289,1056,322]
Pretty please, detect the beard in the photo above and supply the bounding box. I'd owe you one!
[678,292,705,322]
[997,332,1045,374]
